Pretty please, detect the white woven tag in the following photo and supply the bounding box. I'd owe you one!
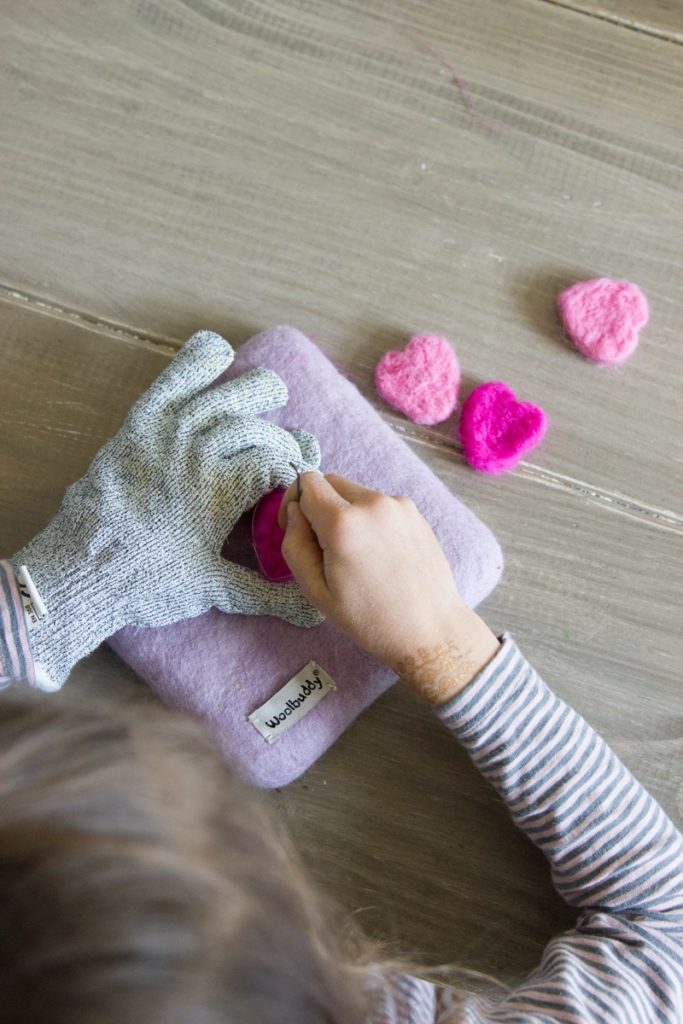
[248,661,336,744]
[16,565,47,630]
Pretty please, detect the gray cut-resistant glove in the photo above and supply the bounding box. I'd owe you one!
[10,330,324,691]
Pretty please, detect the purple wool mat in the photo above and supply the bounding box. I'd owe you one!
[107,326,504,788]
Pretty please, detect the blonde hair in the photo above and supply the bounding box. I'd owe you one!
[0,690,507,1022]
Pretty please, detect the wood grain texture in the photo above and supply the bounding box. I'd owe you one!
[1,0,682,510]
[1,0,681,989]
[2,298,680,980]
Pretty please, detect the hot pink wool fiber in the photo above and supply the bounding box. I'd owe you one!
[374,334,460,425]
[557,277,649,365]
[251,487,294,582]
[458,381,548,474]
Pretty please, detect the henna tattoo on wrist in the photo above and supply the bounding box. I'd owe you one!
[395,641,479,705]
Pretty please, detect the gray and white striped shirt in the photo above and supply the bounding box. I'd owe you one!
[369,632,683,1023]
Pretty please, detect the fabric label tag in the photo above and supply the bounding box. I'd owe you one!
[248,661,336,744]
[16,565,47,630]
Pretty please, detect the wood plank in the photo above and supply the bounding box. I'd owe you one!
[1,0,682,510]
[544,0,683,41]
[0,316,172,549]
[1,300,680,980]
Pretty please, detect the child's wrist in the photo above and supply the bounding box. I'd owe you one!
[393,611,501,706]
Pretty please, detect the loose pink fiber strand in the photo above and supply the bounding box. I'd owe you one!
[400,25,511,135]
[402,26,478,116]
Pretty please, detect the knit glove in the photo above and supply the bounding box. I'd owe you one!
[10,330,324,691]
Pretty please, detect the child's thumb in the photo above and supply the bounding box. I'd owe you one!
[281,501,326,602]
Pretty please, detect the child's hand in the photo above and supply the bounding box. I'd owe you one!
[278,473,498,697]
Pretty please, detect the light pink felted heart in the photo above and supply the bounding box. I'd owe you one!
[374,334,460,425]
[557,277,649,365]
[458,381,548,475]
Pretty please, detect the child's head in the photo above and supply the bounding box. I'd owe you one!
[0,691,376,1023]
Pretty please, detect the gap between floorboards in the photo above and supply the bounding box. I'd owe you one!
[535,0,683,45]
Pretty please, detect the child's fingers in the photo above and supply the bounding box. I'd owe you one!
[276,471,376,531]
[281,501,327,605]
[321,473,378,503]
[277,480,298,529]
[277,472,345,532]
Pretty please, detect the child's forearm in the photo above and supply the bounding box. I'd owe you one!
[429,633,683,1019]
[433,632,683,920]
[393,610,501,706]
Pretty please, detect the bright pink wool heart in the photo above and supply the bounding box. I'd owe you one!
[458,382,548,475]
[252,487,294,583]
[557,277,649,365]
[374,334,460,425]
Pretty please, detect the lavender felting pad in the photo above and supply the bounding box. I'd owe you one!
[107,326,503,788]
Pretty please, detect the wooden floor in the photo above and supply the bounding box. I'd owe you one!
[1,0,681,984]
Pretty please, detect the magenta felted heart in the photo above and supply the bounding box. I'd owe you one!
[251,487,294,582]
[374,334,461,425]
[458,381,548,475]
[557,277,649,365]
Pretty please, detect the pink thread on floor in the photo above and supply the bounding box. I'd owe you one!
[375,334,461,425]
[458,381,548,474]
[557,278,649,365]
[401,26,511,135]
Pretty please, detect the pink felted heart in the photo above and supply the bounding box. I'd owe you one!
[251,487,294,582]
[458,382,548,475]
[557,277,649,365]
[374,334,460,425]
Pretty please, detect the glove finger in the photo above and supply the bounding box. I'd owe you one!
[198,426,320,545]
[194,417,306,468]
[129,331,235,430]
[289,428,322,470]
[204,450,299,543]
[210,560,325,628]
[176,369,288,445]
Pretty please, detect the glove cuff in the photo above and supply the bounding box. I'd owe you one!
[11,521,130,689]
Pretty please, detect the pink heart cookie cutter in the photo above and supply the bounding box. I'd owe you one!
[251,487,294,582]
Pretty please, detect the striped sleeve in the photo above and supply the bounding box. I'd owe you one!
[0,559,36,688]
[364,969,438,1024]
[420,631,683,1023]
